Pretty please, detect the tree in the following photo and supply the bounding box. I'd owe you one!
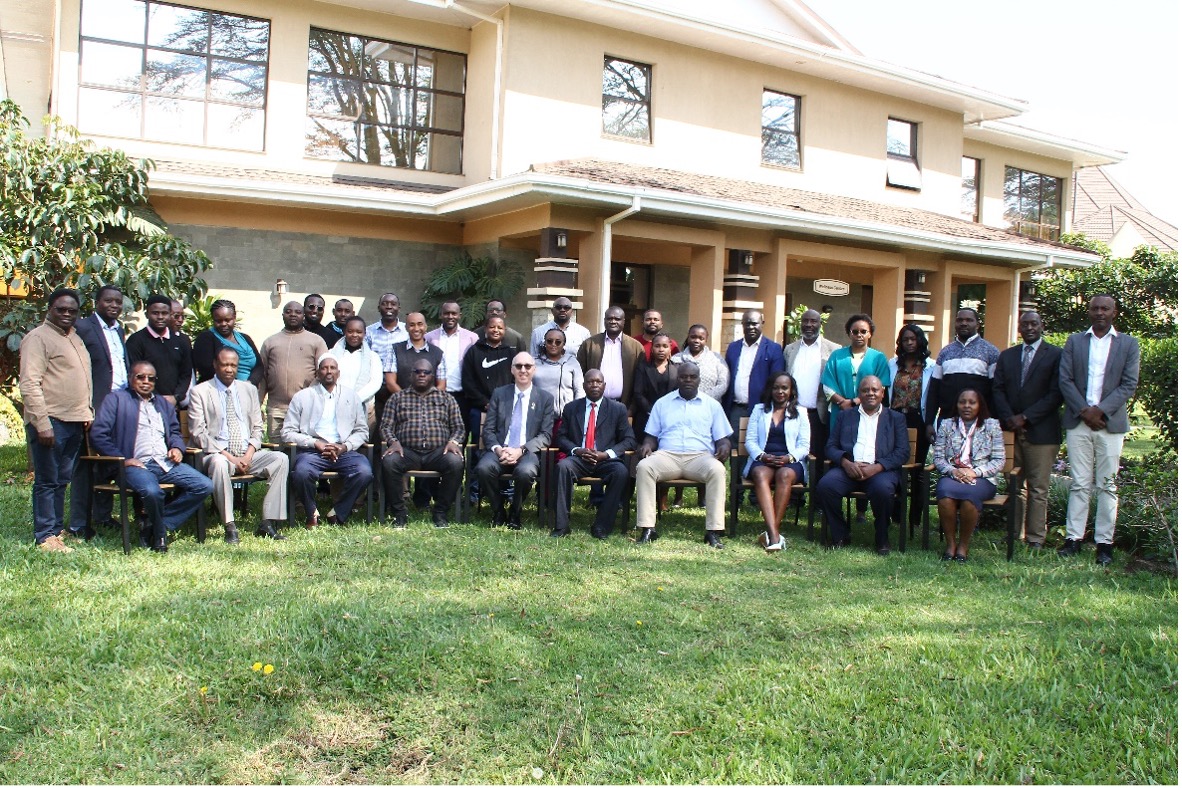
[418,253,525,330]
[0,100,211,386]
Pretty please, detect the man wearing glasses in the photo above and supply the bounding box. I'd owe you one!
[530,297,590,357]
[474,352,555,529]
[90,361,214,552]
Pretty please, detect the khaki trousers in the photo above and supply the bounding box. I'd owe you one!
[201,450,290,523]
[1065,424,1124,545]
[635,450,726,531]
[1012,434,1059,544]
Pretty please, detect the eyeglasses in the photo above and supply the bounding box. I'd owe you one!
[411,369,433,376]
[543,338,565,345]
[553,304,572,311]
[513,364,534,370]
[134,374,157,381]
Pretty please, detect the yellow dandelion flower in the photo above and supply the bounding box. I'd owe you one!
[636,620,643,626]
[251,662,262,672]
[262,664,275,675]
[199,686,208,695]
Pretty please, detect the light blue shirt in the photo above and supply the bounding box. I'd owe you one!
[101,318,127,390]
[646,390,731,453]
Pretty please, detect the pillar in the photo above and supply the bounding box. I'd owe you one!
[755,249,788,344]
[870,266,905,354]
[984,278,1016,348]
[689,245,725,346]
[526,227,582,329]
[721,249,762,343]
[903,269,935,336]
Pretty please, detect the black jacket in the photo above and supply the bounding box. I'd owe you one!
[460,341,517,411]
[125,327,193,403]
[992,341,1063,445]
[73,312,130,413]
[191,329,264,387]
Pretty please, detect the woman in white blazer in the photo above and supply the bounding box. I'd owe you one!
[744,373,810,552]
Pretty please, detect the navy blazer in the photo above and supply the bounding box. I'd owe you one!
[723,336,786,413]
[74,313,130,413]
[482,384,556,455]
[992,341,1063,445]
[90,387,185,460]
[555,396,636,458]
[824,405,911,471]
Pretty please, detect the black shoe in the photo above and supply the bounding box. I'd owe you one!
[224,522,240,544]
[877,545,891,556]
[1057,539,1082,557]
[491,507,507,527]
[254,521,287,540]
[507,520,523,531]
[139,523,152,549]
[1025,540,1044,551]
[148,530,168,553]
[550,527,571,538]
[637,528,658,544]
[66,526,97,542]
[825,537,852,551]
[954,554,968,564]
[432,509,449,529]
[391,511,408,529]
[1096,543,1114,566]
[940,552,954,561]
[704,532,724,549]
[591,527,610,540]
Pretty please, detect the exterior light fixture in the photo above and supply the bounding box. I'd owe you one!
[275,278,288,296]
[556,230,567,250]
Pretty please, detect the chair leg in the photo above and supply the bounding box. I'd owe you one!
[921,469,930,550]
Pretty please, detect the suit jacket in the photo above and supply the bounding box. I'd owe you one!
[187,379,266,454]
[576,333,644,406]
[482,384,555,455]
[724,335,786,412]
[281,384,369,451]
[1059,330,1140,433]
[555,396,636,458]
[992,341,1063,444]
[824,405,911,471]
[90,387,184,459]
[74,312,130,413]
[783,335,840,414]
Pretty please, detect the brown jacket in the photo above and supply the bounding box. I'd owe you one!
[19,320,94,432]
[576,332,644,406]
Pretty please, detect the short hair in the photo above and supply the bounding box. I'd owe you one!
[304,293,324,303]
[643,309,661,318]
[894,324,930,361]
[344,315,367,329]
[47,287,81,308]
[214,345,239,362]
[650,331,673,345]
[956,307,980,320]
[145,294,172,310]
[131,360,156,374]
[335,298,353,308]
[95,284,123,301]
[844,313,875,335]
[210,298,236,315]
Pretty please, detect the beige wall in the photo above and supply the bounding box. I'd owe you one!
[963,139,1075,233]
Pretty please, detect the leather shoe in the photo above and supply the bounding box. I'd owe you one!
[1057,538,1082,557]
[326,513,342,525]
[305,515,320,530]
[224,522,240,544]
[877,544,890,557]
[507,520,523,531]
[66,526,97,542]
[550,527,571,538]
[590,527,610,540]
[139,523,152,549]
[432,510,449,529]
[637,528,658,544]
[1096,543,1114,566]
[491,507,508,527]
[255,521,287,540]
[391,511,408,528]
[704,532,724,549]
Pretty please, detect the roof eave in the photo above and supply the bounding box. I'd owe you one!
[965,121,1126,168]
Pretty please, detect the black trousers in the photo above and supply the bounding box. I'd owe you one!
[382,444,464,516]
[554,456,628,534]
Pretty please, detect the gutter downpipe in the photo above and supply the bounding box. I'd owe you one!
[448,1,503,179]
[1012,259,1055,341]
[600,196,642,320]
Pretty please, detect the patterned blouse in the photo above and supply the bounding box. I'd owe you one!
[891,362,924,413]
[671,347,729,401]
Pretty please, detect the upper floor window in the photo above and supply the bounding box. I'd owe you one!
[761,89,801,169]
[78,0,270,150]
[1004,166,1061,241]
[961,156,981,222]
[306,29,466,174]
[886,117,921,190]
[602,56,651,142]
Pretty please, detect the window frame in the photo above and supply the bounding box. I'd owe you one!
[760,88,802,170]
[601,55,653,143]
[961,156,981,223]
[885,117,921,190]
[1003,165,1063,241]
[76,0,271,151]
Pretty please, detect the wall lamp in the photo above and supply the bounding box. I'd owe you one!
[275,278,288,297]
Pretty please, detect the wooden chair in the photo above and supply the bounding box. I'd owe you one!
[279,441,377,524]
[466,412,548,527]
[920,430,1022,560]
[728,416,810,537]
[375,449,466,523]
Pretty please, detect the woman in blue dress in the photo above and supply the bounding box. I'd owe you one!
[191,299,262,385]
[933,388,1005,562]
[744,373,810,552]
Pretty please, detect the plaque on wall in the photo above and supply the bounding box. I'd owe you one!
[813,279,850,297]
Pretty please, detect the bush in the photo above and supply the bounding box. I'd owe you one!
[418,253,525,329]
[1136,335,1177,450]
[1112,449,1178,567]
[0,393,22,446]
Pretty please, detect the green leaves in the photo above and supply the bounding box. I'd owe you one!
[419,253,527,329]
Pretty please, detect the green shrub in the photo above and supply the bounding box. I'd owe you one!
[1113,449,1178,567]
[1136,335,1177,449]
[0,393,22,446]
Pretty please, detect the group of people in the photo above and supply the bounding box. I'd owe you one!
[20,285,1138,565]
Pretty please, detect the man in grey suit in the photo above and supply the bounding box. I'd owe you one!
[188,347,289,542]
[475,351,556,529]
[783,309,840,456]
[1058,295,1140,566]
[993,311,1062,549]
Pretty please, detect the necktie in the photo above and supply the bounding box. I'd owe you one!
[225,389,246,456]
[585,402,597,451]
[1020,344,1034,385]
[508,392,525,448]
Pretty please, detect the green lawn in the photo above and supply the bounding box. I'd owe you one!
[0,446,1175,784]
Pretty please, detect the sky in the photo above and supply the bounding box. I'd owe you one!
[804,0,1180,227]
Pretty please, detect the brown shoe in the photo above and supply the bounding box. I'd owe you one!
[305,515,320,529]
[38,534,74,553]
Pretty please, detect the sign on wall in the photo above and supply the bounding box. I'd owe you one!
[813,279,850,297]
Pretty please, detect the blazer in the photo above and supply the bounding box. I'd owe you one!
[724,335,786,413]
[1059,330,1141,433]
[191,329,264,387]
[482,384,556,455]
[555,396,636,458]
[932,417,1006,487]
[576,333,644,406]
[281,384,369,451]
[824,405,911,472]
[783,335,840,414]
[186,379,265,454]
[90,386,184,459]
[743,403,811,478]
[992,341,1063,445]
[887,356,936,422]
[74,312,130,413]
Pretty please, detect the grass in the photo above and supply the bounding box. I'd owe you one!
[0,445,1176,784]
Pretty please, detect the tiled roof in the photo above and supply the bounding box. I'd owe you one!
[153,160,457,195]
[1072,167,1176,251]
[530,158,1085,254]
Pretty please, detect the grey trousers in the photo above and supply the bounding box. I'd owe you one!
[200,449,289,523]
[1012,434,1059,544]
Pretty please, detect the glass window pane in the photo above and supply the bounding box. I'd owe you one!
[430,93,464,132]
[761,129,800,168]
[602,98,649,140]
[78,87,141,136]
[426,132,462,174]
[887,119,914,158]
[147,4,209,53]
[431,51,465,93]
[1042,177,1060,223]
[1020,172,1041,222]
[415,91,431,126]
[762,91,797,131]
[144,96,204,145]
[207,104,264,150]
[211,16,269,61]
[209,61,265,106]
[81,0,146,45]
[81,41,143,89]
[363,84,407,126]
[306,116,357,160]
[146,50,207,98]
[603,58,648,100]
[307,75,361,119]
[309,30,363,76]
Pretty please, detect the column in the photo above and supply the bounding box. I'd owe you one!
[526,227,582,329]
[903,269,936,335]
[721,249,762,344]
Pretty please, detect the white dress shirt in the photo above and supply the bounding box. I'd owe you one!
[601,335,624,400]
[314,387,342,443]
[438,330,464,392]
[792,340,823,409]
[101,318,128,390]
[734,339,760,405]
[1085,327,1116,406]
[852,404,882,464]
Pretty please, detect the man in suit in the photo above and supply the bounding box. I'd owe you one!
[992,311,1062,549]
[68,284,130,539]
[783,308,840,457]
[724,310,785,438]
[474,351,556,529]
[552,369,636,539]
[576,306,644,407]
[1058,295,1140,566]
[815,375,911,555]
[188,347,289,543]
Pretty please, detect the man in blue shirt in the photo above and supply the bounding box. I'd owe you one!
[635,362,732,547]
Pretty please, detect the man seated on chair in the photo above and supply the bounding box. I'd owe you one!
[380,358,466,529]
[282,355,373,527]
[474,351,555,529]
[634,361,732,548]
[89,361,214,553]
[188,346,289,543]
[815,375,910,555]
[553,369,636,539]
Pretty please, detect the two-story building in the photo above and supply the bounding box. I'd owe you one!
[3,0,1123,348]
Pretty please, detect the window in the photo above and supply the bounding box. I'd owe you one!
[602,57,651,141]
[78,0,269,150]
[961,156,981,222]
[1004,166,1061,241]
[886,117,921,190]
[306,29,466,174]
[761,89,801,169]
